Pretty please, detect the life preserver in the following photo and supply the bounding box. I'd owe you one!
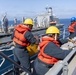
[68,22,76,32]
[13,24,31,46]
[38,36,60,64]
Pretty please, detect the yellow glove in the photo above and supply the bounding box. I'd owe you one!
[26,44,38,56]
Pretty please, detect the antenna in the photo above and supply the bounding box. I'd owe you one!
[45,5,48,12]
[45,6,53,16]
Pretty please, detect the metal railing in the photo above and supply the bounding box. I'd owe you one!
[0,42,38,75]
[45,48,76,75]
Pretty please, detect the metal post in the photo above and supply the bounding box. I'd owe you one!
[63,62,68,75]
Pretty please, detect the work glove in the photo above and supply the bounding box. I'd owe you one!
[68,39,75,44]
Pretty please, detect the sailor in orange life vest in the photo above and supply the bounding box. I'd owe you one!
[33,26,71,75]
[11,18,38,75]
[65,17,76,49]
[68,17,76,43]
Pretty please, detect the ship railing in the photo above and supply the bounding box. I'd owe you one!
[0,45,14,72]
[0,49,34,75]
[0,53,13,67]
[0,51,14,75]
[0,57,5,67]
[0,43,38,75]
[45,47,76,75]
[0,64,13,75]
[0,53,38,75]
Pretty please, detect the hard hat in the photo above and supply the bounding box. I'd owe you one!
[71,17,76,22]
[46,26,60,34]
[23,18,33,25]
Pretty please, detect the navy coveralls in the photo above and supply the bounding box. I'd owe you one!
[11,31,36,75]
[33,39,71,75]
[69,25,76,39]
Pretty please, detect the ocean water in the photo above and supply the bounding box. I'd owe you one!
[0,19,70,28]
[59,19,70,28]
[0,20,21,27]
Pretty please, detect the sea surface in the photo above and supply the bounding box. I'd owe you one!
[0,19,70,28]
[59,18,70,28]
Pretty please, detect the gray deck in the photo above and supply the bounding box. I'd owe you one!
[68,55,76,75]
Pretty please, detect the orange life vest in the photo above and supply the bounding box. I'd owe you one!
[38,36,60,64]
[13,24,31,46]
[68,22,76,32]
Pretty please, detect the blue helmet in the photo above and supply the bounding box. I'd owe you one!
[71,17,76,22]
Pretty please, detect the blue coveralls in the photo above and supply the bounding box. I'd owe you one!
[33,39,71,75]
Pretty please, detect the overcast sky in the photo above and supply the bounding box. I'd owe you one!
[0,0,76,20]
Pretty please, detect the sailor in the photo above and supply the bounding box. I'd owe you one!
[11,18,38,75]
[14,17,17,26]
[67,17,76,48]
[1,15,8,33]
[68,17,76,40]
[33,26,71,75]
[22,17,25,24]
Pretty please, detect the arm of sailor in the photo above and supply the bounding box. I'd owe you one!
[24,31,38,45]
[58,38,68,45]
[44,42,71,60]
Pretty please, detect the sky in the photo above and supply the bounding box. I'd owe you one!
[0,0,76,20]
